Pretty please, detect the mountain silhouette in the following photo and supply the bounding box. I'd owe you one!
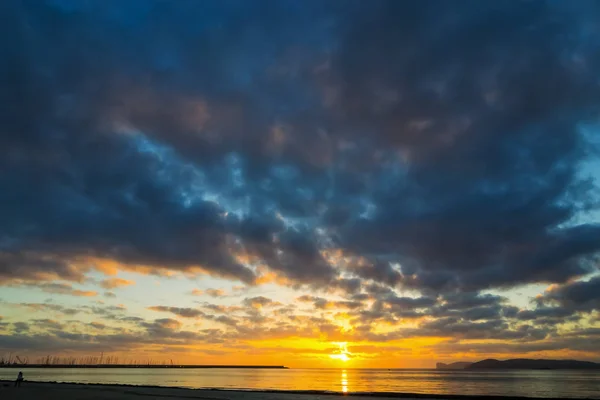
[436,362,473,370]
[467,359,600,370]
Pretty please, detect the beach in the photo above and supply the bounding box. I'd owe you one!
[0,381,593,400]
[0,381,422,400]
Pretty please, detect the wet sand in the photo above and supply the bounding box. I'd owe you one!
[0,380,583,400]
[0,381,413,400]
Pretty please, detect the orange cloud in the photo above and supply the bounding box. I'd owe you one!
[190,288,227,297]
[254,270,291,286]
[79,256,241,283]
[73,256,183,278]
[71,289,98,297]
[100,278,135,289]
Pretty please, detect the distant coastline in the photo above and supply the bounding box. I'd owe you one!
[0,364,288,369]
[437,358,600,370]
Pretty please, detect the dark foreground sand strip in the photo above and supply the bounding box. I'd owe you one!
[0,380,595,400]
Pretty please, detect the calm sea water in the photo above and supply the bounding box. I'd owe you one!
[1,368,599,398]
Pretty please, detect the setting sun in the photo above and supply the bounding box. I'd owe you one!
[329,342,351,362]
[330,353,350,362]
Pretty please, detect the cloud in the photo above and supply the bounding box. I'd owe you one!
[242,296,281,309]
[515,307,575,322]
[12,322,29,333]
[296,295,363,310]
[148,306,204,318]
[18,303,81,316]
[0,1,597,301]
[0,0,600,362]
[40,283,97,297]
[89,322,106,330]
[12,303,130,323]
[99,278,135,289]
[205,289,227,298]
[346,261,401,287]
[0,253,87,284]
[199,303,243,314]
[11,282,98,297]
[0,294,595,360]
[142,318,183,332]
[328,1,600,293]
[31,319,64,330]
[537,277,600,312]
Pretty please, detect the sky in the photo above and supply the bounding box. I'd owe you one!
[1,0,600,369]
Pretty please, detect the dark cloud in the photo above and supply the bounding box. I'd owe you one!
[0,334,104,352]
[346,261,401,287]
[199,303,243,314]
[387,296,437,310]
[0,253,86,283]
[297,295,363,310]
[139,318,186,339]
[242,296,281,309]
[81,304,127,317]
[204,289,227,298]
[15,282,98,297]
[249,228,338,286]
[537,277,600,312]
[0,321,217,353]
[349,290,577,342]
[331,1,600,292]
[515,307,575,322]
[12,322,30,333]
[19,303,81,316]
[430,340,570,356]
[425,292,510,320]
[0,0,599,332]
[31,319,64,330]
[211,315,239,328]
[441,292,507,309]
[89,322,106,330]
[332,278,363,296]
[394,317,553,342]
[0,293,595,358]
[148,306,205,318]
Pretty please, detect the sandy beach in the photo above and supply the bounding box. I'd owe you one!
[0,381,424,400]
[0,381,589,400]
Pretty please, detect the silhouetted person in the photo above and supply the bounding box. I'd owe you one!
[15,371,23,387]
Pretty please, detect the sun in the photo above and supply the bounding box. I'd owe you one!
[330,353,350,362]
[329,342,351,362]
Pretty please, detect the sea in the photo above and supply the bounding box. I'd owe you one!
[1,368,599,398]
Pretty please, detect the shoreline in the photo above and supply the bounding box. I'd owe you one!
[0,380,595,400]
[0,364,287,369]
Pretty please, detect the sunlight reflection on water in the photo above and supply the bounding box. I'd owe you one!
[1,368,599,398]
